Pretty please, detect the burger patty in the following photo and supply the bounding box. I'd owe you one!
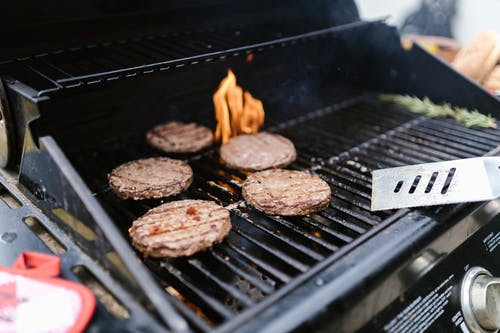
[220,132,296,171]
[242,169,331,216]
[147,121,214,153]
[129,200,231,257]
[108,157,193,200]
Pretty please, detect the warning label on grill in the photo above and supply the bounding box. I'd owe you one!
[383,274,454,333]
[483,231,500,253]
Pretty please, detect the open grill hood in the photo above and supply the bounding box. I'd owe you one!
[1,1,500,332]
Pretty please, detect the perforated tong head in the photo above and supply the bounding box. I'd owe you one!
[371,157,500,211]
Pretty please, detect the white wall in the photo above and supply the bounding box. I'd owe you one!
[355,0,500,45]
[454,0,500,43]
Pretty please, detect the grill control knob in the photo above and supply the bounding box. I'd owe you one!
[461,267,500,333]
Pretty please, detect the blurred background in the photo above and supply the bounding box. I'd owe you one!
[355,0,500,44]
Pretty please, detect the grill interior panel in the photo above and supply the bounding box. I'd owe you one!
[67,97,500,329]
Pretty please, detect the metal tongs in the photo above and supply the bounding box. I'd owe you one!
[371,157,500,211]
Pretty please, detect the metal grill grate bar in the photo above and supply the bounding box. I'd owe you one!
[264,215,339,253]
[185,258,255,307]
[152,260,236,322]
[232,212,326,261]
[424,119,500,143]
[209,248,276,294]
[224,237,293,284]
[3,22,374,96]
[230,220,315,271]
[406,127,492,155]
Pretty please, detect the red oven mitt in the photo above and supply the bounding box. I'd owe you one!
[0,252,95,333]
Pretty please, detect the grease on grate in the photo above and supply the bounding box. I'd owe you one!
[225,276,265,312]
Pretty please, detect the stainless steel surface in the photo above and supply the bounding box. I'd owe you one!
[461,266,500,333]
[0,117,9,168]
[0,80,12,168]
[371,157,500,211]
[399,249,443,285]
[471,275,500,331]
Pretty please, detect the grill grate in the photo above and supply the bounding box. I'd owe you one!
[68,99,500,330]
[2,29,262,95]
[1,22,368,97]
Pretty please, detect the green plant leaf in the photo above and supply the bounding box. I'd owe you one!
[379,94,497,129]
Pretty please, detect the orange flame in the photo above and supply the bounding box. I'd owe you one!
[213,69,265,144]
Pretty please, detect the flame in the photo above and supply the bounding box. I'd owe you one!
[213,69,265,144]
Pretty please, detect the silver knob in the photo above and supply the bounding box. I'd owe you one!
[461,267,500,333]
[471,274,500,330]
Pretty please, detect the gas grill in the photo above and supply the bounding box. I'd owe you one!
[1,1,499,332]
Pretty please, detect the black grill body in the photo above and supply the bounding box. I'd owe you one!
[0,1,499,332]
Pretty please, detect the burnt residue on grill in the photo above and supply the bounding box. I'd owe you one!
[67,98,500,329]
